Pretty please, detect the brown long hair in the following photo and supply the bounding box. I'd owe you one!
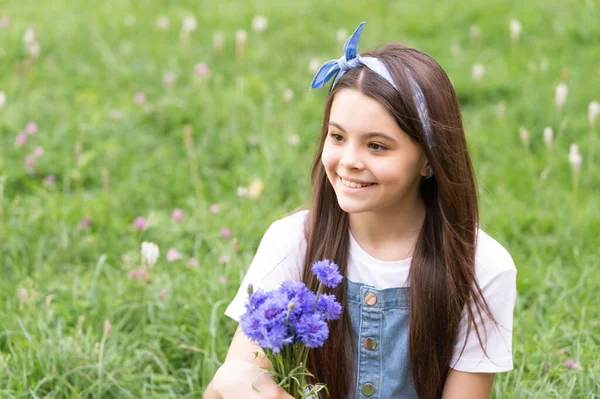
[294,43,498,398]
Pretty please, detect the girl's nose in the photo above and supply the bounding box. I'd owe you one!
[339,146,365,169]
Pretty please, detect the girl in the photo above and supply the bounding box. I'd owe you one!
[205,21,517,399]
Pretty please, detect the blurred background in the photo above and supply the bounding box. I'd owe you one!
[1,0,599,397]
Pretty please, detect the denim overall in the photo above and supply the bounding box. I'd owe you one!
[345,277,418,399]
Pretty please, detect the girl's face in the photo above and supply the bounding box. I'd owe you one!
[321,88,429,215]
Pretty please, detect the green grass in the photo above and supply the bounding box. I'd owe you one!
[1,0,599,397]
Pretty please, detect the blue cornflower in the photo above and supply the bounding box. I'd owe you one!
[240,310,271,342]
[280,281,317,318]
[241,290,295,353]
[295,312,329,348]
[241,275,341,354]
[259,291,289,320]
[317,293,342,320]
[247,288,269,311]
[311,259,343,288]
[257,314,293,353]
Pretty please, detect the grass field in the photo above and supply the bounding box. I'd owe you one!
[1,0,599,397]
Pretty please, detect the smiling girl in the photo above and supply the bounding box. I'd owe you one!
[205,21,517,399]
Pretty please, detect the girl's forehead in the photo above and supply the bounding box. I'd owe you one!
[329,89,402,135]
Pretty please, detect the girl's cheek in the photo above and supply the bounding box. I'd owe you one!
[321,146,337,170]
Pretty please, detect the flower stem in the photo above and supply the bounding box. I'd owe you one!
[314,283,324,309]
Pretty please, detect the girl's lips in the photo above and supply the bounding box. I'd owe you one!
[338,175,376,193]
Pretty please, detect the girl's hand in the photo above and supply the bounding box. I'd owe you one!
[204,358,295,399]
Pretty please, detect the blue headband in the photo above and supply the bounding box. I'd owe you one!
[310,21,438,176]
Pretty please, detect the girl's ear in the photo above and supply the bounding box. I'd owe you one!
[420,159,431,177]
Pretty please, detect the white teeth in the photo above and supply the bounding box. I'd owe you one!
[341,178,372,188]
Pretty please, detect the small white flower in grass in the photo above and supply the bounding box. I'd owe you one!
[209,203,220,213]
[25,153,36,169]
[308,58,320,73]
[0,16,10,29]
[248,178,264,199]
[337,29,348,44]
[77,216,93,231]
[569,144,582,174]
[288,134,300,146]
[166,248,182,262]
[283,88,293,102]
[157,288,168,301]
[588,101,600,127]
[218,255,230,263]
[0,91,6,108]
[213,32,225,53]
[124,14,136,26]
[23,26,36,45]
[17,287,27,304]
[133,92,146,104]
[141,242,159,268]
[163,72,176,86]
[103,319,111,340]
[565,359,582,370]
[25,122,38,135]
[555,83,568,109]
[187,257,199,268]
[28,41,40,58]
[569,144,579,155]
[43,175,56,185]
[133,216,147,230]
[194,62,210,77]
[220,227,231,239]
[182,15,197,33]
[15,133,27,147]
[110,109,122,120]
[469,25,480,39]
[252,15,268,32]
[172,208,183,222]
[127,267,150,282]
[543,127,553,150]
[496,102,506,119]
[156,16,169,30]
[237,186,248,197]
[510,19,522,41]
[519,127,530,148]
[236,30,247,58]
[472,64,484,81]
[450,40,461,56]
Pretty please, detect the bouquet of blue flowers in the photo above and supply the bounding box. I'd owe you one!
[240,259,344,399]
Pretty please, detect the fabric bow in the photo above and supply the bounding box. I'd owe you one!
[310,21,398,90]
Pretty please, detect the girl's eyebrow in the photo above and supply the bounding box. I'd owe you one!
[328,121,397,143]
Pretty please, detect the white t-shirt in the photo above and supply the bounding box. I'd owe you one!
[224,209,517,373]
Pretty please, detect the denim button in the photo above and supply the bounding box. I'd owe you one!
[363,337,377,350]
[364,292,377,306]
[361,383,375,396]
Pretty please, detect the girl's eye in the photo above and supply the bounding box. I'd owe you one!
[328,133,387,152]
[330,133,344,142]
[368,143,387,151]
